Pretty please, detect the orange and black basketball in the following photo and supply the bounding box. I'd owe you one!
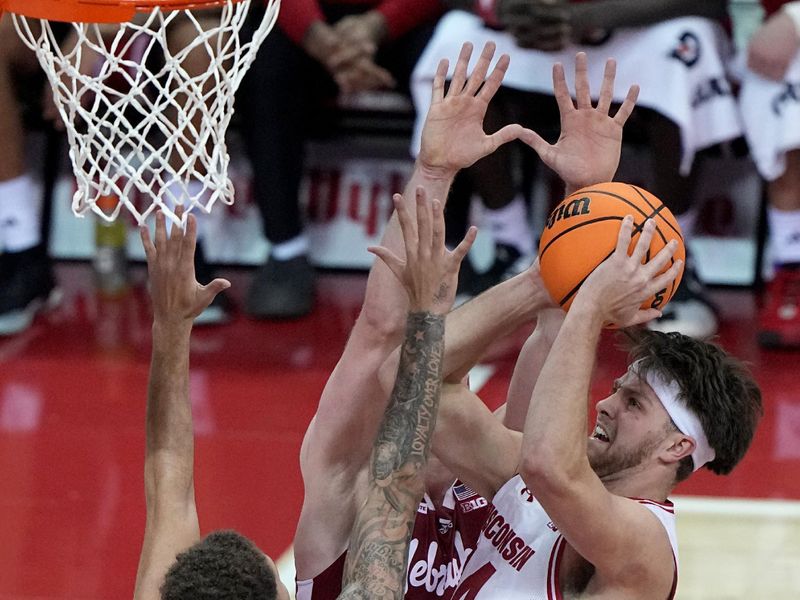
[538,182,685,314]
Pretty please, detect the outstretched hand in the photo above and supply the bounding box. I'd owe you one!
[140,206,230,326]
[575,217,682,328]
[369,188,477,315]
[419,41,529,176]
[520,53,639,192]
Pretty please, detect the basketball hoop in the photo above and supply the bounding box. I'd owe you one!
[3,0,280,225]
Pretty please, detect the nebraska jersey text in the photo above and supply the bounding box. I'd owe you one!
[296,481,490,600]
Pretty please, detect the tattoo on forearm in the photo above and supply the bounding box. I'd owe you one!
[339,312,445,600]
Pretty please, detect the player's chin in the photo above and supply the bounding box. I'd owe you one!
[587,436,611,458]
[586,441,613,476]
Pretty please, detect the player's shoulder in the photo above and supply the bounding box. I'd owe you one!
[608,495,678,576]
[570,496,676,599]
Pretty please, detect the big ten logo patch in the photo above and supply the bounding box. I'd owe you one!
[301,160,412,237]
[546,197,591,229]
[462,497,489,513]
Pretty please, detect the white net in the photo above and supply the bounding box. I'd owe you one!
[12,0,280,225]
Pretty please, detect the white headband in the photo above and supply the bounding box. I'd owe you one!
[631,361,715,471]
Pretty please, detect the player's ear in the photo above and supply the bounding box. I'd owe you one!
[660,432,695,466]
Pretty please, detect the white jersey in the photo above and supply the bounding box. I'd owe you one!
[452,475,679,600]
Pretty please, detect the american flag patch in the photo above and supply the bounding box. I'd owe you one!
[453,483,477,501]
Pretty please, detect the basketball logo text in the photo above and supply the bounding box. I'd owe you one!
[547,197,591,229]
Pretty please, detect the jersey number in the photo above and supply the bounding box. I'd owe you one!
[455,563,497,600]
[651,288,667,309]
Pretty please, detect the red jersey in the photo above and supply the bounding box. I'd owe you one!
[296,481,490,600]
[278,0,443,45]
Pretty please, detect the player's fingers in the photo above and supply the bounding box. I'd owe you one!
[478,53,511,103]
[199,278,231,307]
[432,58,449,104]
[368,246,406,281]
[631,219,656,263]
[488,123,528,151]
[518,127,552,158]
[596,58,616,115]
[181,214,198,266]
[574,52,592,109]
[451,226,478,265]
[431,199,445,253]
[614,215,635,256]
[154,210,168,254]
[416,189,433,257]
[614,84,639,125]
[448,42,473,96]
[140,226,156,265]
[168,205,185,261]
[645,242,680,277]
[648,259,683,293]
[464,41,496,96]
[627,308,663,327]
[172,203,185,225]
[552,62,574,115]
[393,194,418,250]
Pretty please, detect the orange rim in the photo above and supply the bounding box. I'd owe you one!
[3,0,249,23]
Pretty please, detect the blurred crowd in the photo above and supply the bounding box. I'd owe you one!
[1,0,800,349]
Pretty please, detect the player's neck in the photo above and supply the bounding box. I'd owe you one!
[599,465,674,503]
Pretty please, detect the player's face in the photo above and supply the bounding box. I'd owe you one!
[263,554,290,600]
[587,369,672,479]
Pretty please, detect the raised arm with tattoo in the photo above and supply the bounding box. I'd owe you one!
[338,194,476,600]
[294,41,535,586]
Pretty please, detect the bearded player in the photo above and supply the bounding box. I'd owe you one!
[428,59,762,599]
[295,41,642,598]
[432,235,762,594]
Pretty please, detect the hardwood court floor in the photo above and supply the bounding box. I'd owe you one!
[0,264,798,599]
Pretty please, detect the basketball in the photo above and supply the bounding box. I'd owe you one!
[538,182,685,314]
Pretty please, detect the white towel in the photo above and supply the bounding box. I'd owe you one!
[735,52,800,181]
[411,11,743,175]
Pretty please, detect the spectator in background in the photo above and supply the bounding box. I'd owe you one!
[0,15,64,336]
[739,0,800,348]
[237,1,442,319]
[437,0,728,340]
